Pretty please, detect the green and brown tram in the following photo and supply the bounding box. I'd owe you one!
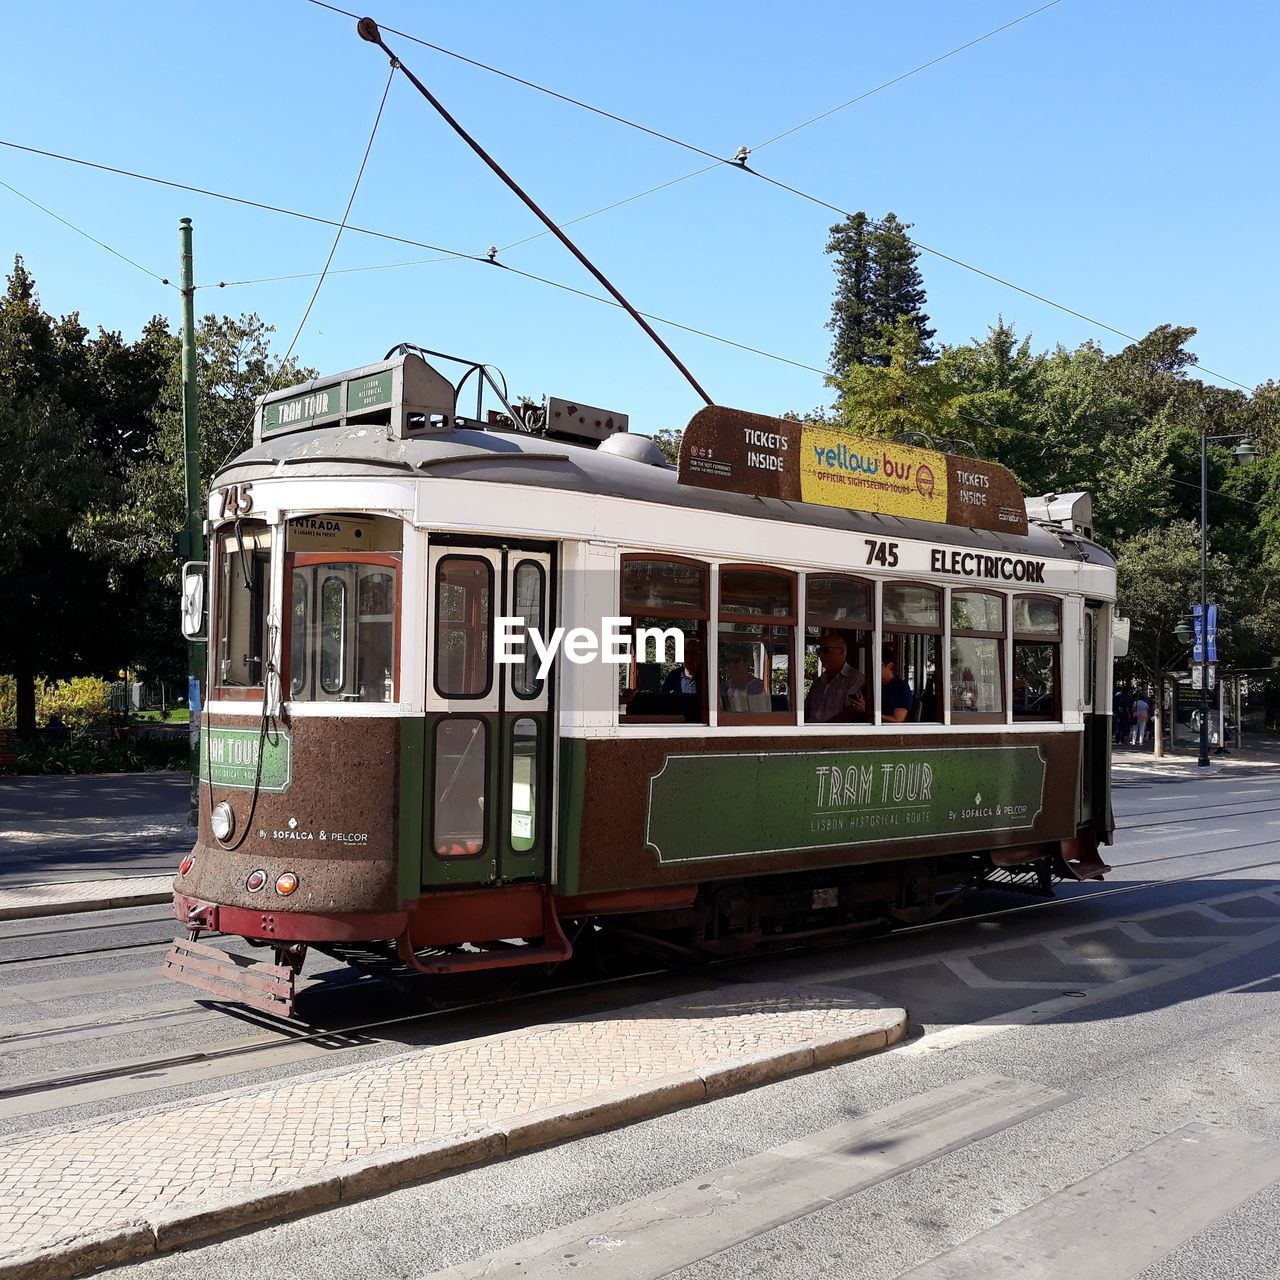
[165,349,1116,1014]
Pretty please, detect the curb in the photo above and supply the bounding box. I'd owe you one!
[0,890,171,923]
[0,1011,904,1279]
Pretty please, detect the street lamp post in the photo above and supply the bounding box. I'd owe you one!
[1195,432,1258,768]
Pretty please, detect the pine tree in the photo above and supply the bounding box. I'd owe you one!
[825,212,936,374]
[870,213,935,365]
[825,213,875,376]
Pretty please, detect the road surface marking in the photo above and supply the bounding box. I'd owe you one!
[899,1123,1280,1279]
[426,1076,1069,1280]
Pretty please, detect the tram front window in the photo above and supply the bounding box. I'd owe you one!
[288,558,400,703]
[215,522,271,690]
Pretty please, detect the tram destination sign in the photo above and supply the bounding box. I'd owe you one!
[677,406,1028,535]
[645,744,1045,864]
[256,353,456,443]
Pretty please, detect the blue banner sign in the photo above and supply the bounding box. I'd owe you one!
[1207,604,1218,663]
[1192,605,1204,665]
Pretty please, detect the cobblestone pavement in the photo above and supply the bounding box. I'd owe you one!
[0,875,173,919]
[0,985,901,1261]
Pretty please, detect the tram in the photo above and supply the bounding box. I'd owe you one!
[164,347,1117,1015]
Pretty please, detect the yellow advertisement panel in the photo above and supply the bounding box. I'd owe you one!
[799,426,949,521]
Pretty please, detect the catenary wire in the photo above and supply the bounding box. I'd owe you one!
[199,253,460,289]
[495,1,1065,251]
[300,7,1259,397]
[0,136,1267,407]
[0,177,174,288]
[219,59,397,466]
[0,138,827,376]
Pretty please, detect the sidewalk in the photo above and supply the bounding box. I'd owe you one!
[0,875,173,922]
[0,772,191,892]
[1112,739,1280,775]
[0,983,904,1279]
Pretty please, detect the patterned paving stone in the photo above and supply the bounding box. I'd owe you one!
[0,985,899,1258]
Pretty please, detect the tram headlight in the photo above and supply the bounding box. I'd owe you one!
[211,801,235,843]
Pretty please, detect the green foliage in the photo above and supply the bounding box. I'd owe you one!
[3,732,187,776]
[826,213,935,375]
[37,676,111,728]
[1114,521,1233,682]
[0,675,111,729]
[649,427,683,464]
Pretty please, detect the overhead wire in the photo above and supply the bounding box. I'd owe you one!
[298,4,1259,396]
[0,177,175,288]
[218,58,398,466]
[0,137,824,375]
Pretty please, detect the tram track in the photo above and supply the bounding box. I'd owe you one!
[1117,799,1280,826]
[4,838,1279,1111]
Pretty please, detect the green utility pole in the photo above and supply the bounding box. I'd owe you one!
[179,217,204,825]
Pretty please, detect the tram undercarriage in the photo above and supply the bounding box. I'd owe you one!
[162,837,1109,1018]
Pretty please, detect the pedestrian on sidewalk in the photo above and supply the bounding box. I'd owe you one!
[1130,693,1150,748]
[1114,689,1130,746]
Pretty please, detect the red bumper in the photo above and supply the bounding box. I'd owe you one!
[172,894,407,943]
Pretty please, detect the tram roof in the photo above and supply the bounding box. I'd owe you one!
[216,422,1115,568]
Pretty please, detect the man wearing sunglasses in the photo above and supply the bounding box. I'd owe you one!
[804,633,866,722]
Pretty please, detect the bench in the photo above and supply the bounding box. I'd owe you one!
[0,729,16,768]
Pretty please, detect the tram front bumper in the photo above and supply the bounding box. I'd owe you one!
[161,935,299,1017]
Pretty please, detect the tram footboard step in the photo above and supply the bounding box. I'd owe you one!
[161,937,297,1016]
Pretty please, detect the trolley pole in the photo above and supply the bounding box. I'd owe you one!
[179,218,204,824]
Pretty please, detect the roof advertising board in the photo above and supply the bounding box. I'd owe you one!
[677,406,1028,535]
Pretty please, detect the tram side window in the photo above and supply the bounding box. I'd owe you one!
[288,558,400,702]
[803,575,873,723]
[1013,596,1061,720]
[882,583,942,723]
[618,557,708,724]
[435,557,493,698]
[215,522,271,691]
[950,590,1005,721]
[718,567,796,723]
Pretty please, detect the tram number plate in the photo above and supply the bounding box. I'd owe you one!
[811,887,839,910]
[864,538,899,567]
[217,483,254,518]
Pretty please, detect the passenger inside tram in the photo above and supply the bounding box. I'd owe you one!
[881,648,915,723]
[803,633,867,722]
[719,643,771,714]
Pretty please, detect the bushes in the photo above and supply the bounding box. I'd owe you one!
[0,675,112,730]
[5,731,187,775]
[0,676,186,773]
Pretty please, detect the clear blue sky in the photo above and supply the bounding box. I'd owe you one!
[3,1,1276,436]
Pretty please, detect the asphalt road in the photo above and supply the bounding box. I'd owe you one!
[3,758,1280,1277]
[0,772,192,886]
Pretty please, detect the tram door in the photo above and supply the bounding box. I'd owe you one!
[422,542,555,889]
[1080,602,1103,824]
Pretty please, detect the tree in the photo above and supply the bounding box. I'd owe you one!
[825,212,875,374]
[870,214,935,364]
[90,313,314,678]
[1114,520,1238,757]
[0,258,169,736]
[649,427,683,464]
[827,315,953,437]
[825,212,935,375]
